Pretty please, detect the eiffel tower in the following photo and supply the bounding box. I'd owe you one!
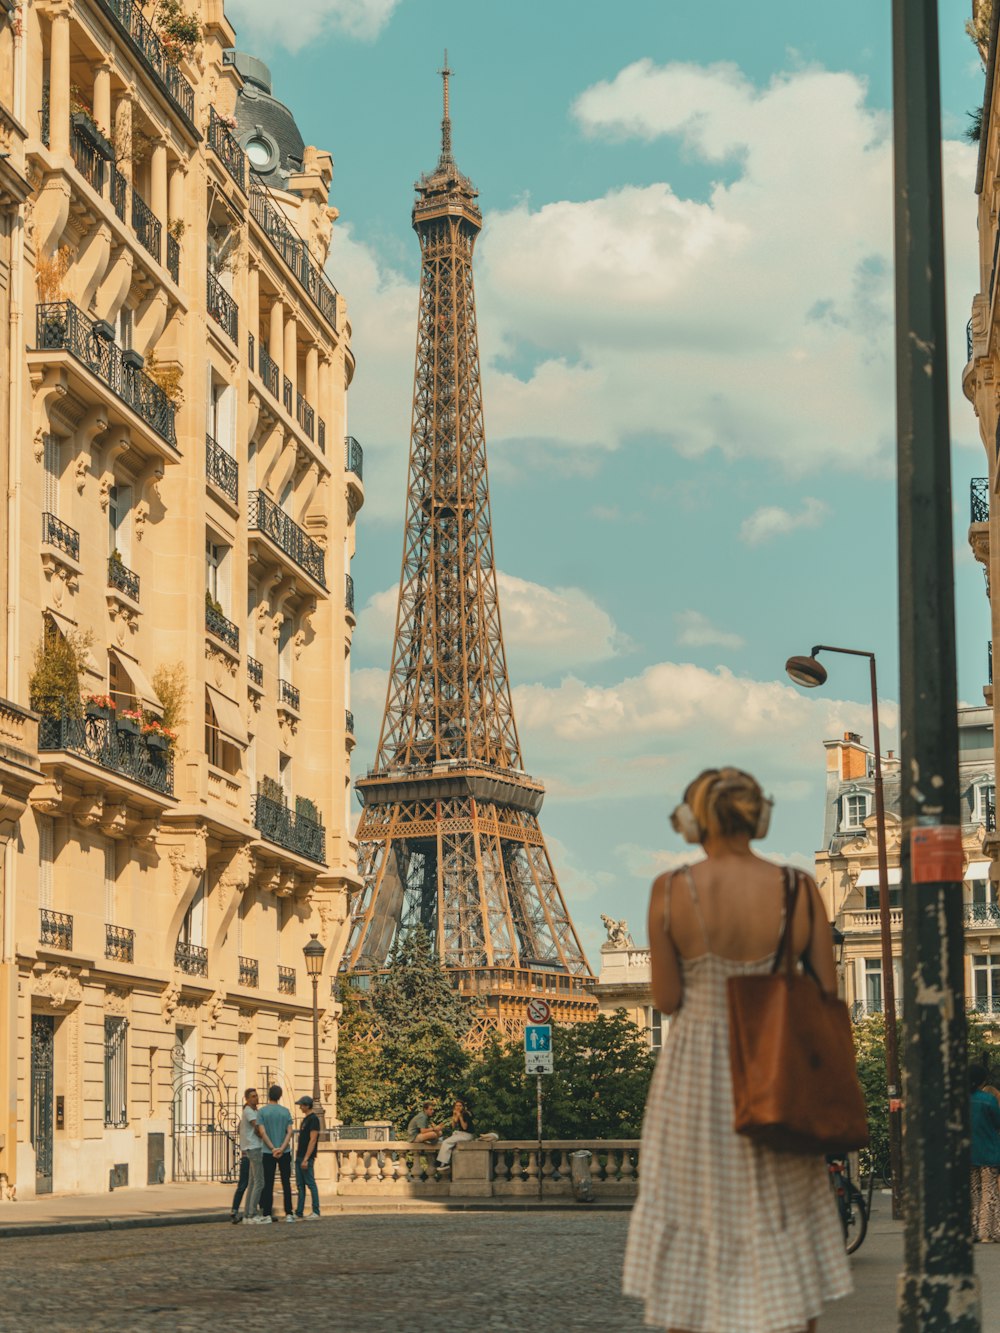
[345,58,596,1042]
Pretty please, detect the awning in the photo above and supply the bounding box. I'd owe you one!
[856,868,902,886]
[206,684,248,750]
[966,860,992,880]
[110,648,162,714]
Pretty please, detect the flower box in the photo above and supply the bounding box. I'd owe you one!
[144,731,170,752]
[71,112,114,161]
[85,703,113,721]
[117,715,141,736]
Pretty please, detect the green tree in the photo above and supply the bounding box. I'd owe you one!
[373,926,471,1039]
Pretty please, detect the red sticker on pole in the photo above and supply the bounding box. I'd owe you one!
[910,825,964,883]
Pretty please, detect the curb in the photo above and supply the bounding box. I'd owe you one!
[0,1197,633,1240]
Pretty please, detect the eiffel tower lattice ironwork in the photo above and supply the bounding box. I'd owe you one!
[345,59,596,1042]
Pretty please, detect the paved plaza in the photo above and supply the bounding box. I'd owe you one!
[1,1194,1000,1331]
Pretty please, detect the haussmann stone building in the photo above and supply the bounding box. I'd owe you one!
[0,0,364,1200]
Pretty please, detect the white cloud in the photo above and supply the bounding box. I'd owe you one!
[226,0,400,51]
[739,497,828,546]
[354,573,629,679]
[675,610,744,650]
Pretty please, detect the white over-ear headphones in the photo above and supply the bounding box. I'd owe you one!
[670,781,774,844]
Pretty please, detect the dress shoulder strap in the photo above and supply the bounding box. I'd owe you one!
[682,866,711,952]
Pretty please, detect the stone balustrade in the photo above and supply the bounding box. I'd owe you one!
[317,1137,640,1200]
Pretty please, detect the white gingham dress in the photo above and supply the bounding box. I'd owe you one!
[623,870,852,1332]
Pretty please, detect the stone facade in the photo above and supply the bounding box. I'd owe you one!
[815,714,996,1017]
[591,916,662,1052]
[0,1,362,1199]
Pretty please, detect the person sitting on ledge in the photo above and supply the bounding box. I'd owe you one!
[436,1098,476,1172]
[407,1101,444,1148]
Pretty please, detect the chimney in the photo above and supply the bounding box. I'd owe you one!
[840,731,869,780]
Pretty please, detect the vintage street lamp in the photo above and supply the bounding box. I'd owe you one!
[303,933,325,1128]
[786,644,902,1218]
[830,921,846,972]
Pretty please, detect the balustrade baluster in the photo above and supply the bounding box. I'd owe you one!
[589,1153,604,1188]
[524,1151,539,1185]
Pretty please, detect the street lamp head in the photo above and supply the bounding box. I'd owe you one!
[303,932,325,978]
[830,921,846,968]
[785,654,828,689]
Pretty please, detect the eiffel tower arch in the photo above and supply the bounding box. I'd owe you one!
[345,59,597,1045]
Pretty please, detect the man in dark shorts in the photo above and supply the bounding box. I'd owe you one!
[294,1095,321,1219]
[407,1101,443,1146]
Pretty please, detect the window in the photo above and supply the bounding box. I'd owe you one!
[646,1007,662,1052]
[864,881,902,911]
[43,434,61,517]
[206,539,227,612]
[976,784,996,824]
[842,794,869,830]
[278,616,293,684]
[179,880,205,948]
[108,484,132,561]
[864,959,883,1013]
[115,306,133,350]
[38,816,54,909]
[104,842,116,925]
[973,955,1000,1015]
[204,690,241,774]
[104,1017,129,1128]
[279,752,292,799]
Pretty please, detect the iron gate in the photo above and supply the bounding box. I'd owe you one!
[170,1046,239,1182]
[31,1015,54,1195]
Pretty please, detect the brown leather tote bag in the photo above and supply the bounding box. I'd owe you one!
[726,868,870,1155]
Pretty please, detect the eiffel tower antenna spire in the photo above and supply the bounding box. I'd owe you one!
[439,49,453,162]
[345,71,597,1045]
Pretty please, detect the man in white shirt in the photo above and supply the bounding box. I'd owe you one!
[239,1087,277,1224]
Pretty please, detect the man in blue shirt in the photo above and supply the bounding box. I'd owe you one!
[258,1084,295,1221]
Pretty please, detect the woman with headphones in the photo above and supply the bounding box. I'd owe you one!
[622,768,852,1333]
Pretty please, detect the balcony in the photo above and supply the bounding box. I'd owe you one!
[318,419,326,453]
[842,908,903,933]
[108,554,139,602]
[40,908,73,951]
[131,186,161,264]
[206,433,238,503]
[965,903,1000,926]
[278,965,296,995]
[346,709,355,735]
[278,679,300,712]
[174,941,208,976]
[283,374,293,414]
[252,789,326,865]
[247,656,264,689]
[206,603,240,652]
[248,177,338,329]
[105,923,135,963]
[38,711,174,797]
[345,573,355,615]
[35,302,177,448]
[208,107,246,191]
[257,342,280,398]
[70,122,108,192]
[93,0,196,125]
[972,477,989,525]
[239,956,259,989]
[296,392,315,441]
[42,512,79,562]
[207,271,238,343]
[345,435,364,482]
[167,233,180,284]
[248,490,326,588]
[850,999,900,1021]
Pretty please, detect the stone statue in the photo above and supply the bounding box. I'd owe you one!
[601,914,634,948]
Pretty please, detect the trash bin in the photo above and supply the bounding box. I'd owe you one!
[570,1150,594,1203]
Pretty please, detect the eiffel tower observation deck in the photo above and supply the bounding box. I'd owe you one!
[345,58,597,1043]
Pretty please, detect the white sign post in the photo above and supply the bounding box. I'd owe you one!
[524,1023,553,1200]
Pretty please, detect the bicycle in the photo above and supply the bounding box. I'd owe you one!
[827,1156,868,1255]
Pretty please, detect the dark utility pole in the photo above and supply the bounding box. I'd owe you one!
[892,2,978,1328]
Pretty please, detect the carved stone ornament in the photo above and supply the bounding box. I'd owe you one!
[238,1008,254,1034]
[33,964,84,1011]
[600,914,633,949]
[168,829,208,896]
[277,1016,292,1038]
[208,990,226,1029]
[161,981,181,1023]
[30,778,65,814]
[104,987,130,1016]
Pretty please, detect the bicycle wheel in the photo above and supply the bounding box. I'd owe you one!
[844,1186,868,1255]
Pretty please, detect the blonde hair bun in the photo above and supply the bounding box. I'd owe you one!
[684,768,766,840]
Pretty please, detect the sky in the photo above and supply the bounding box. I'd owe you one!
[228,0,992,966]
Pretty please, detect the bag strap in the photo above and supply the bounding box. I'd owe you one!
[772,866,800,976]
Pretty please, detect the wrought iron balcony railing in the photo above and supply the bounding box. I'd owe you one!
[346,708,355,734]
[257,343,279,398]
[108,554,139,601]
[42,512,80,561]
[207,271,238,343]
[345,435,364,482]
[970,996,1000,1015]
[109,164,127,221]
[92,0,196,124]
[105,923,135,962]
[318,419,326,453]
[167,232,180,284]
[206,432,238,502]
[283,375,293,414]
[248,490,326,587]
[991,640,994,688]
[36,302,177,447]
[345,572,355,613]
[174,941,208,976]
[131,186,161,263]
[208,107,246,190]
[968,317,975,363]
[39,711,174,796]
[248,177,338,329]
[252,790,326,864]
[972,477,989,525]
[278,965,296,995]
[965,903,1000,925]
[206,603,240,651]
[239,956,259,988]
[248,331,255,370]
[296,392,315,441]
[40,908,73,951]
[248,656,264,688]
[70,124,107,191]
[988,801,997,833]
[278,679,300,711]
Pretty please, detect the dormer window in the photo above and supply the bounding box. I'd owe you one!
[975,783,996,825]
[842,793,869,830]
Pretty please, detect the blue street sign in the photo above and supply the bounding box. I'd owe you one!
[524,1024,551,1052]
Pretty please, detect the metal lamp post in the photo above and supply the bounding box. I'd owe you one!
[786,645,902,1218]
[303,933,325,1129]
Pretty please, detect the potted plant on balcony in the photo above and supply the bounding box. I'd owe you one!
[28,626,93,721]
[84,692,116,721]
[150,1,202,66]
[69,86,113,161]
[141,718,177,752]
[117,706,143,736]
